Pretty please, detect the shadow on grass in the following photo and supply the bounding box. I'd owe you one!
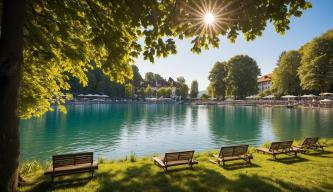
[268,156,309,164]
[303,150,333,158]
[25,163,331,192]
[220,162,260,171]
[27,175,92,192]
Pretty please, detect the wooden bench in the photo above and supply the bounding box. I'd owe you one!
[44,152,98,181]
[295,137,324,152]
[211,145,253,166]
[256,141,300,159]
[153,151,198,172]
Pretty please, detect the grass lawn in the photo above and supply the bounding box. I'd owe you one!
[19,139,333,192]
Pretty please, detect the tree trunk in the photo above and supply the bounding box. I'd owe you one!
[0,0,25,191]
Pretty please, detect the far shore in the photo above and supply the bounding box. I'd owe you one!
[62,99,333,109]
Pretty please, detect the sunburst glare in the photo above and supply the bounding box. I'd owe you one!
[178,0,240,37]
[204,12,215,25]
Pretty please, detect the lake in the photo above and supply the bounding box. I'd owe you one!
[20,104,333,162]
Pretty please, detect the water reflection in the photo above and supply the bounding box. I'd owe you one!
[20,104,333,162]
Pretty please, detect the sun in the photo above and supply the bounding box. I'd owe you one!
[177,0,240,37]
[204,12,215,25]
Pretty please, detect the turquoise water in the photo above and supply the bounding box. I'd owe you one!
[20,104,333,162]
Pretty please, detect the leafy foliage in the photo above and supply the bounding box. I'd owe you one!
[208,62,228,99]
[175,76,189,99]
[271,50,302,96]
[226,55,261,99]
[190,80,199,98]
[18,0,312,118]
[298,30,333,92]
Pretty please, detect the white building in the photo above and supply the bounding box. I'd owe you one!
[257,73,272,92]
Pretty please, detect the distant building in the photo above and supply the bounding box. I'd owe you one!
[257,73,272,92]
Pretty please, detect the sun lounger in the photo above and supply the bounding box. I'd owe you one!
[211,145,253,166]
[44,152,98,181]
[153,150,198,172]
[256,141,300,159]
[295,137,324,152]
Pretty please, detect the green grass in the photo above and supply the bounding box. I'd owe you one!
[19,139,333,192]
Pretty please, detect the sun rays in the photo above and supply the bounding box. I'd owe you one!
[178,0,241,37]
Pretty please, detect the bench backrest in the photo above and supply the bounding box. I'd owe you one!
[302,137,319,147]
[219,145,249,158]
[279,141,293,150]
[164,151,194,164]
[269,141,293,151]
[53,152,93,169]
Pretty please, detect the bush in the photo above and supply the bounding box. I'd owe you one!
[130,152,137,162]
[19,160,42,176]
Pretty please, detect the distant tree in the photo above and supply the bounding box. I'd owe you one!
[208,62,228,100]
[200,93,210,100]
[190,80,199,99]
[271,50,302,96]
[131,65,143,88]
[165,87,172,98]
[138,87,146,98]
[298,30,333,92]
[175,76,189,99]
[125,84,135,98]
[144,72,155,86]
[225,55,261,99]
[156,87,165,97]
[207,84,216,98]
[145,85,153,97]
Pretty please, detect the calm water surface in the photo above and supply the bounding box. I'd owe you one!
[20,104,333,161]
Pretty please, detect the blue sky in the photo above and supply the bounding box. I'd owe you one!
[135,0,333,91]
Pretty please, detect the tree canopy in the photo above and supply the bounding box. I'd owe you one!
[271,50,302,96]
[226,55,260,99]
[208,61,227,99]
[208,55,260,99]
[175,76,189,99]
[190,80,199,98]
[298,30,333,92]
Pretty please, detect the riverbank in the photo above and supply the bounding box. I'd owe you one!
[19,139,333,192]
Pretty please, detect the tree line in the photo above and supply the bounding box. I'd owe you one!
[70,65,199,100]
[207,55,261,100]
[270,30,333,96]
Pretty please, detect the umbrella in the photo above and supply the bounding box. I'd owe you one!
[264,95,275,99]
[301,94,317,98]
[77,94,85,97]
[319,92,333,96]
[281,95,297,99]
[320,99,333,103]
[85,94,94,97]
[100,94,109,98]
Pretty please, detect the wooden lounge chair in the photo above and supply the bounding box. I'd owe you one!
[295,137,324,152]
[256,141,300,159]
[153,150,198,172]
[211,145,253,166]
[44,152,98,181]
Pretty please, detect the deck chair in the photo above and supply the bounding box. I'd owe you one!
[295,137,324,151]
[256,141,300,159]
[153,151,198,172]
[212,145,253,166]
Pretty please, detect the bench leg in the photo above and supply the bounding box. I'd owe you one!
[92,170,94,178]
[164,167,168,173]
[272,154,276,160]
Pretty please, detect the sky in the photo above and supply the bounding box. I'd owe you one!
[135,0,333,91]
